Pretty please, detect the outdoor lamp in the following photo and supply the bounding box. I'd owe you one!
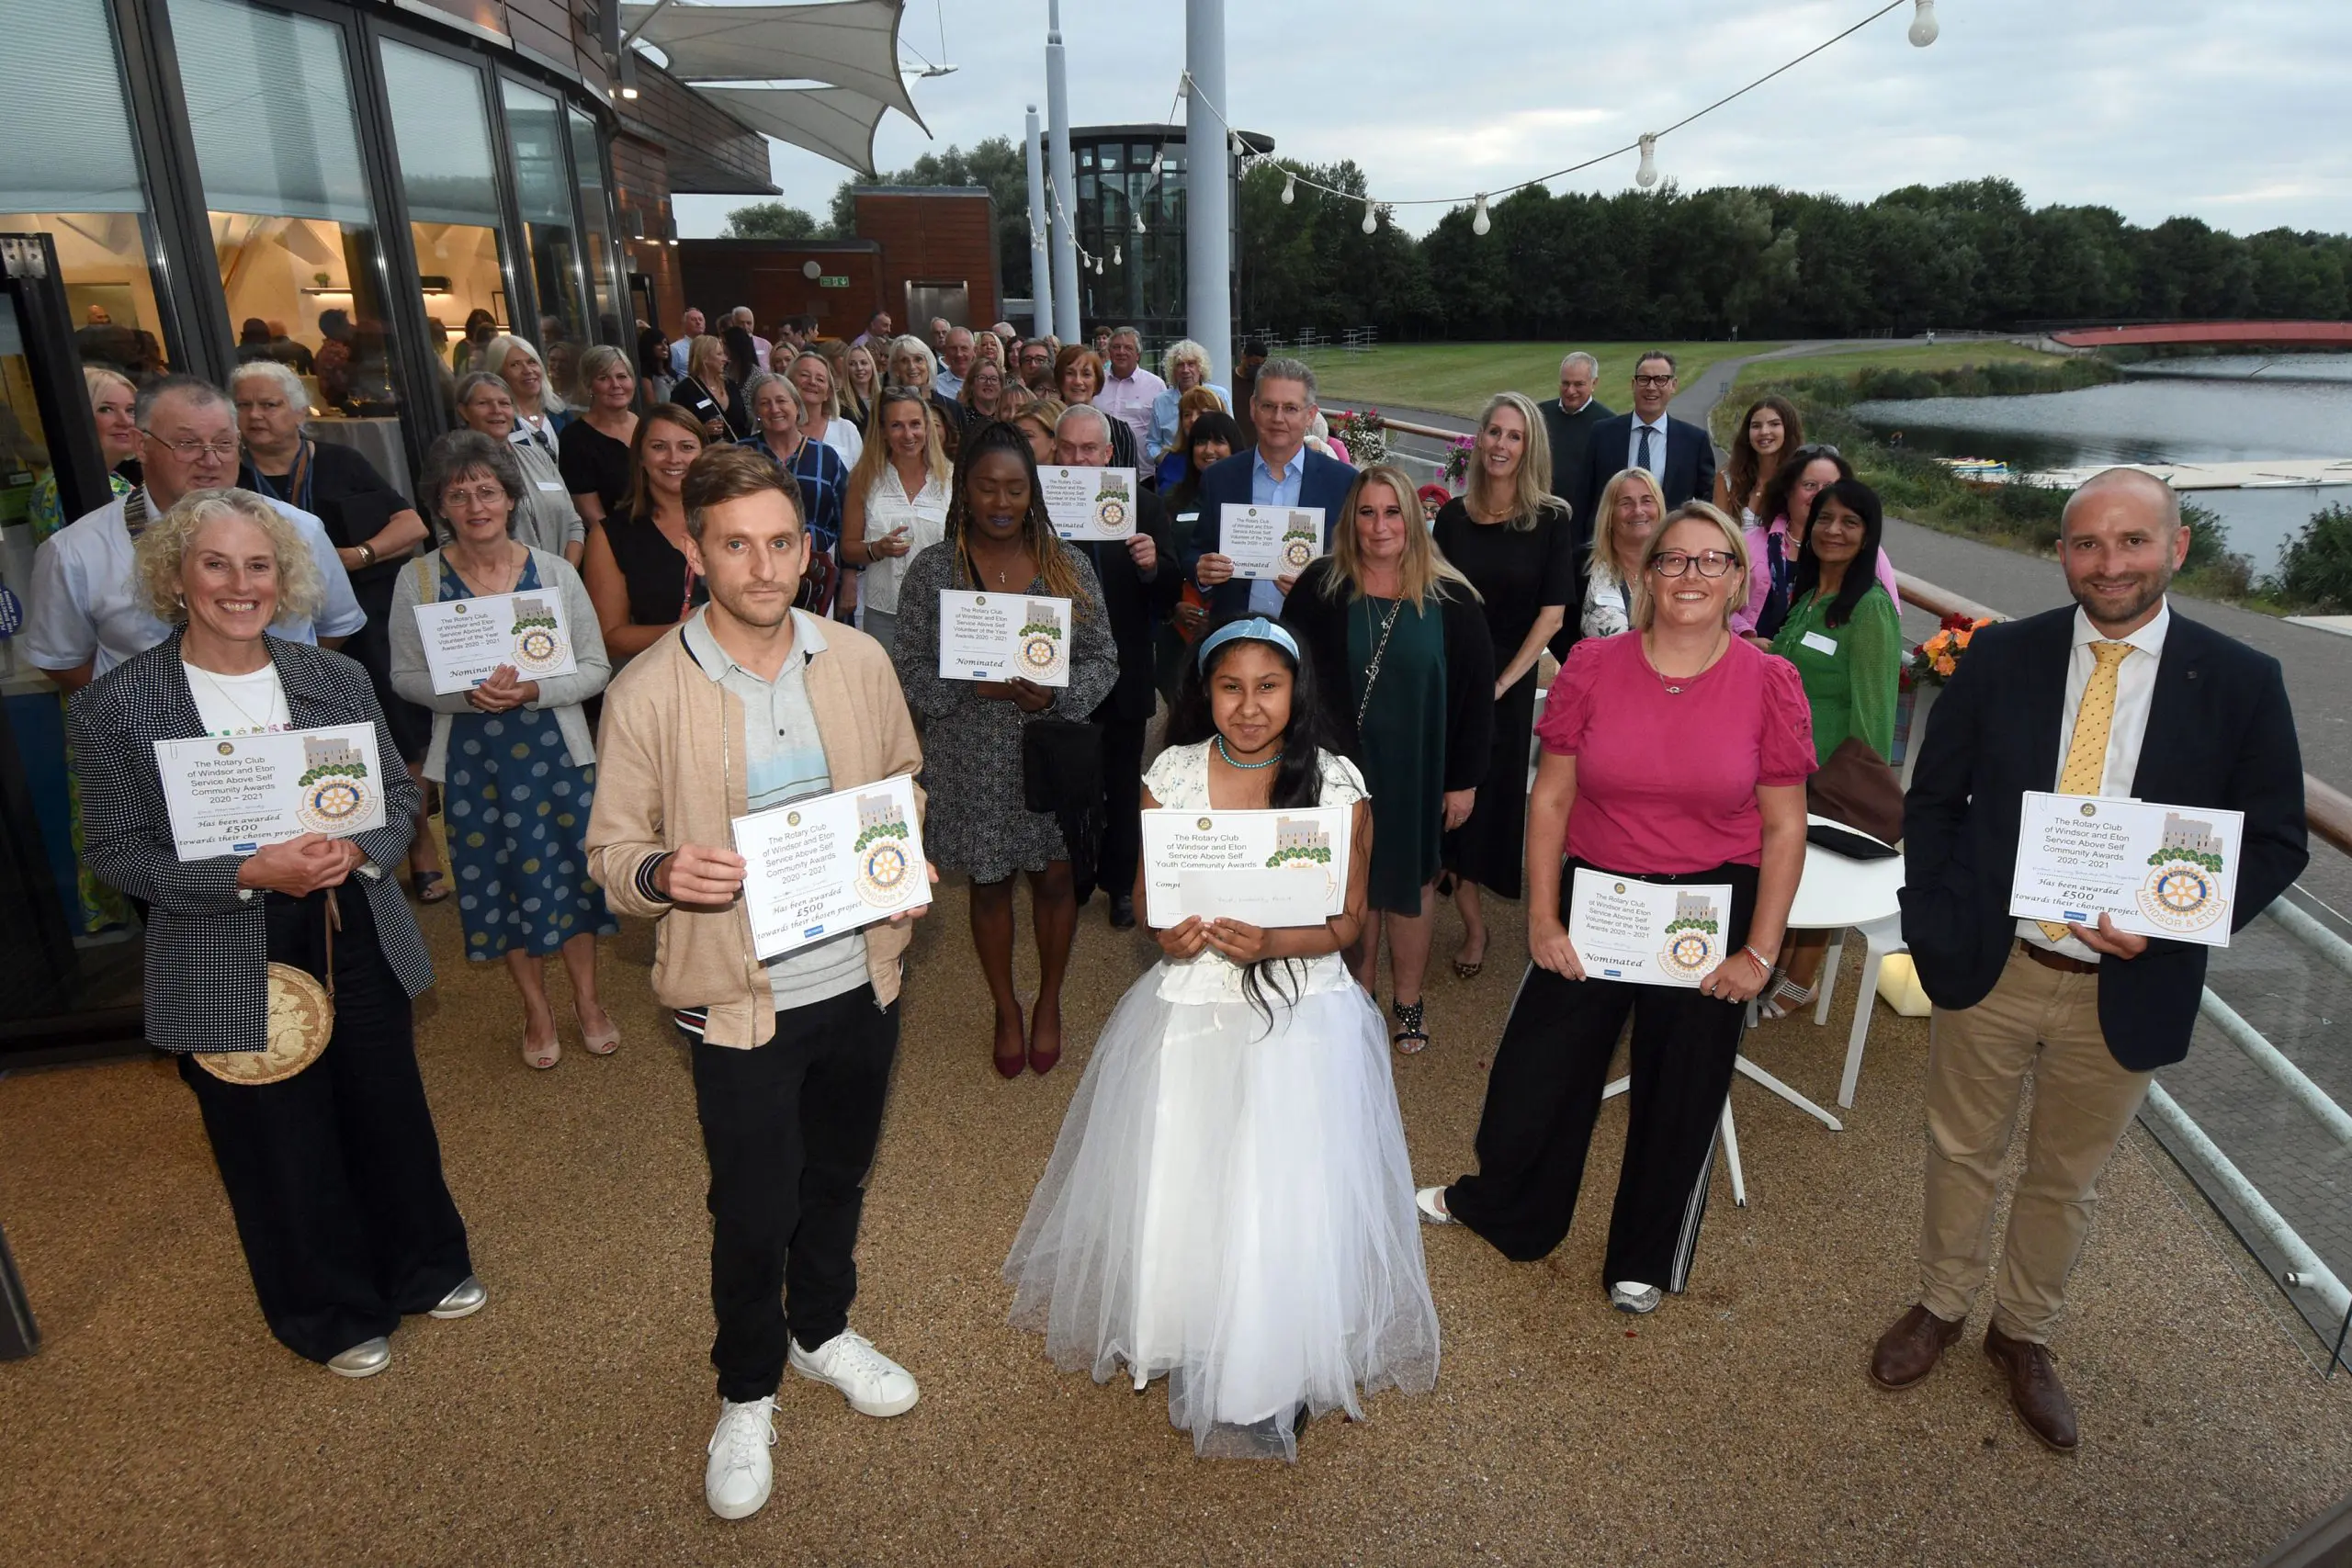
[1113,244,1123,265]
[1472,194,1491,237]
[1134,211,1147,234]
[1635,134,1658,188]
[1281,172,1296,205]
[1361,199,1377,235]
[1907,0,1939,46]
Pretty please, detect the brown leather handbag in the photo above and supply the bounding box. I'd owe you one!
[1806,737,1904,847]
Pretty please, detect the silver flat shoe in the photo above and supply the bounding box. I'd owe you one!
[328,1337,391,1378]
[1610,1281,1664,1315]
[429,1275,488,1320]
[1414,1186,1457,1225]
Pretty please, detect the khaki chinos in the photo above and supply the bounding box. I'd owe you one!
[1917,946,2155,1343]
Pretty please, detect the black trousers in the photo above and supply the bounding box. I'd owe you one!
[1095,715,1148,901]
[1446,860,1759,1292]
[691,984,899,1403]
[179,900,472,1363]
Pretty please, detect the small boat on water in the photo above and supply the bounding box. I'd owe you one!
[1933,457,2012,487]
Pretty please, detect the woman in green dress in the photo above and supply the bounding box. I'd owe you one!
[1761,477,1901,1017]
[1283,463,1495,1053]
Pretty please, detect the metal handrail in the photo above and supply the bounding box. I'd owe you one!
[1895,571,2352,859]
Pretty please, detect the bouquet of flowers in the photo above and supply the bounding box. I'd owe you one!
[1325,408,1390,467]
[1441,434,1475,487]
[1905,613,1994,688]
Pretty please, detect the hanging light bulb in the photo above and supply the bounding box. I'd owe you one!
[1094,254,1105,276]
[1635,133,1658,188]
[1281,171,1296,206]
[1134,211,1147,234]
[1112,243,1122,265]
[1361,198,1377,236]
[1229,131,1243,159]
[1907,0,1939,46]
[1471,194,1491,237]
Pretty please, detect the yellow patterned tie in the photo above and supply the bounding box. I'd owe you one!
[2038,640,2133,941]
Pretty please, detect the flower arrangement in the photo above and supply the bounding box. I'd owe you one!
[1325,408,1390,467]
[1441,434,1475,487]
[1905,613,1995,687]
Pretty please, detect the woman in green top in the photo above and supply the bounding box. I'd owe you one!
[1760,477,1901,1017]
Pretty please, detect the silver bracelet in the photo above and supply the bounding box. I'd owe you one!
[1740,943,1773,974]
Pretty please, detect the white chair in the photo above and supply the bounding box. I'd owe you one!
[1782,814,1908,1108]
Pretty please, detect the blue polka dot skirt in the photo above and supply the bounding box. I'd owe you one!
[445,707,617,960]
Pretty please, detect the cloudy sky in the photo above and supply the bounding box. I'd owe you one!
[671,0,2350,241]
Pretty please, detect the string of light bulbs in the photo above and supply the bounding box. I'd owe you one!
[1175,0,1939,236]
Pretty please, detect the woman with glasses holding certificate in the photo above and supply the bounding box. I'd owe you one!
[390,431,618,1071]
[70,488,480,1381]
[1415,502,1814,1317]
[1004,616,1435,1461]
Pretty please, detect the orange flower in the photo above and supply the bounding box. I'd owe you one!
[1933,653,1957,677]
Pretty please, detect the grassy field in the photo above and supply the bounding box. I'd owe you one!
[1725,338,2071,394]
[1294,342,1777,420]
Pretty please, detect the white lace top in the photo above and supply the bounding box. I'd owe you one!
[1140,739,1367,1005]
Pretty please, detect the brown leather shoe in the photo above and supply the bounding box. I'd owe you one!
[1984,1324,2080,1452]
[1869,1303,1966,1389]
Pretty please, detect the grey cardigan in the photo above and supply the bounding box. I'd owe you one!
[389,546,612,784]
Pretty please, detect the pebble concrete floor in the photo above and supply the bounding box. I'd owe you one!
[4,869,2349,1566]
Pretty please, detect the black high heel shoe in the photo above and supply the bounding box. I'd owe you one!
[1390,998,1429,1055]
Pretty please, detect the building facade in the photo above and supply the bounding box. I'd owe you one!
[1059,123,1271,344]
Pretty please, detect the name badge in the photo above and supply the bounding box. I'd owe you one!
[535,477,567,491]
[1801,631,1839,657]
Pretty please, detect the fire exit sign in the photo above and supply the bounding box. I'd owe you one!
[818,276,851,288]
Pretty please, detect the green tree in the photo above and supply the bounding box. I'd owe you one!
[828,137,1033,300]
[723,201,826,240]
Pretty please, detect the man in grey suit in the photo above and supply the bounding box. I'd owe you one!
[1538,351,1611,505]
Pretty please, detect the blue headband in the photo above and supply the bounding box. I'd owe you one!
[1195,615,1300,671]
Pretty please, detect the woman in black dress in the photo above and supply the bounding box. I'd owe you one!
[580,403,709,663]
[1429,391,1577,979]
[559,344,639,529]
[673,335,751,444]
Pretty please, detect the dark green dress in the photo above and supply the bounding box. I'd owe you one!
[1348,593,1449,913]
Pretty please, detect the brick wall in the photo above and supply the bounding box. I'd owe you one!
[678,241,888,342]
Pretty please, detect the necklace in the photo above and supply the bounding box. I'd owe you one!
[187,660,284,734]
[1215,735,1283,770]
[1645,628,1726,695]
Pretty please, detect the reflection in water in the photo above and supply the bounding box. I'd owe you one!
[1855,355,2352,571]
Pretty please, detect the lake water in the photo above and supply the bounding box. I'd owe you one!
[1850,355,2352,572]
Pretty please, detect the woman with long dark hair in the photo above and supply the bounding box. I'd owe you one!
[581,402,708,661]
[1713,394,1803,525]
[1003,615,1435,1461]
[1758,476,1903,1018]
[890,419,1118,1077]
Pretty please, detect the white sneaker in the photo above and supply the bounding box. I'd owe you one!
[1415,1186,1456,1225]
[788,1328,920,1417]
[704,1396,777,1520]
[1611,1280,1663,1315]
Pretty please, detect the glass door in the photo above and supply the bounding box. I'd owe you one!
[0,234,144,1058]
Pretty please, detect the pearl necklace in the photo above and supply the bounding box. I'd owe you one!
[1215,735,1283,770]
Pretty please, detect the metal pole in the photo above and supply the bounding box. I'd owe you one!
[1044,0,1082,345]
[1183,0,1232,386]
[1023,106,1053,340]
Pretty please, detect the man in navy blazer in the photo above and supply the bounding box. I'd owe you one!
[1567,350,1715,565]
[1184,357,1356,622]
[1871,468,2306,1453]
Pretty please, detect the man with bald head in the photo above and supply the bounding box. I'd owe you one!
[1872,467,2307,1453]
[1537,350,1611,503]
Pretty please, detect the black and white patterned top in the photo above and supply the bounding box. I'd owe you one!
[69,633,435,1053]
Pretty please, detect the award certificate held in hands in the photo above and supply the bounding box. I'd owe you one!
[733,773,929,959]
[934,590,1072,686]
[1039,465,1137,541]
[1139,804,1351,929]
[411,589,579,694]
[1217,503,1324,581]
[2007,792,2245,948]
[1566,869,1735,988]
[155,724,389,861]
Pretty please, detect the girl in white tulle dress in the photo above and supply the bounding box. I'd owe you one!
[1003,616,1439,1461]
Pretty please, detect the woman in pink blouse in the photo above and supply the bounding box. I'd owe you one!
[1415,502,1815,1315]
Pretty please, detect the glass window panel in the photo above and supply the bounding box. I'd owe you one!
[170,0,404,419]
[502,79,587,378]
[379,39,512,388]
[567,107,624,349]
[0,0,177,382]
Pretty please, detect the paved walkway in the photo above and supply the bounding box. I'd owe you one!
[3,876,2348,1564]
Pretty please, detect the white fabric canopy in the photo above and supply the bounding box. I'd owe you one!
[693,85,897,178]
[619,0,928,175]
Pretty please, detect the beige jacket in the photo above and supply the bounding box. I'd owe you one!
[586,613,925,1046]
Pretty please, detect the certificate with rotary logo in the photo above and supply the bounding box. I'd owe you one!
[1567,870,1735,988]
[733,773,929,958]
[2008,793,2245,947]
[1040,465,1137,541]
[1218,503,1324,580]
[412,590,580,694]
[1139,805,1353,929]
[154,724,388,860]
[934,589,1072,687]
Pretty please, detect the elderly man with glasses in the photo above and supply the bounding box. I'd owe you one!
[26,374,365,692]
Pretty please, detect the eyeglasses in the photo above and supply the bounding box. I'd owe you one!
[442,483,508,509]
[144,432,240,459]
[1648,549,1738,579]
[1631,373,1676,388]
[1790,443,1844,461]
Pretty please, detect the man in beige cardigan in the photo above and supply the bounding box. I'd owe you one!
[586,446,932,1522]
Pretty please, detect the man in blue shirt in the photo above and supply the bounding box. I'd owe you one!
[1183,358,1356,623]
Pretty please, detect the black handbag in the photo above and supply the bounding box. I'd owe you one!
[1022,718,1103,901]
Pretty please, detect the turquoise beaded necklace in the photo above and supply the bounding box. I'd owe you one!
[1214,734,1283,771]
